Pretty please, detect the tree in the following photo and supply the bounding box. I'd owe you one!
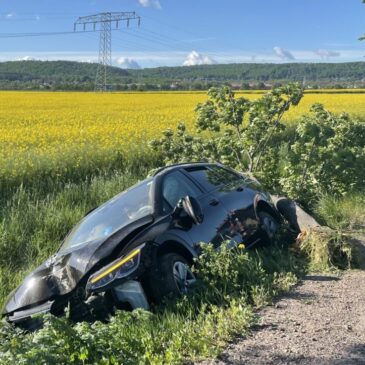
[150,84,303,175]
[150,86,365,204]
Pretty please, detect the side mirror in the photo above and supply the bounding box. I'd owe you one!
[174,196,204,225]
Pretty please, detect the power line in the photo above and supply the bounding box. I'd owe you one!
[74,12,140,91]
[0,29,105,38]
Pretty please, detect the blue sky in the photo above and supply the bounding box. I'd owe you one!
[0,0,365,68]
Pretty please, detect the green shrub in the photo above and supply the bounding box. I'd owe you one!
[280,104,365,203]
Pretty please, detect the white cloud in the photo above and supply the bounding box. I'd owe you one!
[314,49,341,59]
[1,48,365,68]
[138,0,161,9]
[183,51,216,66]
[116,57,141,69]
[273,46,295,60]
[6,12,15,19]
[35,14,41,21]
[19,56,36,61]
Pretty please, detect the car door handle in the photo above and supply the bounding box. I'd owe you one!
[209,198,220,206]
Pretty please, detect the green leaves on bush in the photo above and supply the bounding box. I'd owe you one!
[280,104,365,202]
[151,86,365,206]
[150,84,303,174]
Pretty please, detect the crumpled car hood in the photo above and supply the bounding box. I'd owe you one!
[3,215,153,315]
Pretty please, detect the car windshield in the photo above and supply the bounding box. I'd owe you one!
[59,178,154,252]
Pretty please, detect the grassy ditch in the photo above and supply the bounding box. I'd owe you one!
[0,230,358,364]
[0,242,303,365]
[0,159,362,364]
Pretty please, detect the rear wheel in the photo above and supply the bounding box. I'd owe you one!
[258,210,279,243]
[149,253,196,303]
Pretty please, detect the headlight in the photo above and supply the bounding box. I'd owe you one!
[87,244,145,291]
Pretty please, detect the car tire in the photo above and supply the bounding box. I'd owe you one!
[258,210,279,243]
[149,253,196,303]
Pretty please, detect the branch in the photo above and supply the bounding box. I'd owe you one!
[251,101,289,172]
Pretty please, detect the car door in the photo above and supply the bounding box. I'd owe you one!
[160,170,232,249]
[182,165,260,248]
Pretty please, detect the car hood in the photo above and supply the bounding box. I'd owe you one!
[3,215,154,315]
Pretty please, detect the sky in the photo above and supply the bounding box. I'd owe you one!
[0,0,365,68]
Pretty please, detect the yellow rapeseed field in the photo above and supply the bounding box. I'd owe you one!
[1,91,365,182]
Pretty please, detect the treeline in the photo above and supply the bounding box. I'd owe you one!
[130,62,365,82]
[1,60,365,90]
[0,61,129,90]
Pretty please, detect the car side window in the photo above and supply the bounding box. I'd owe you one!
[184,165,242,191]
[162,171,201,212]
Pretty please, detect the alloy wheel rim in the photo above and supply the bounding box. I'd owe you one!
[173,261,196,293]
[262,215,278,238]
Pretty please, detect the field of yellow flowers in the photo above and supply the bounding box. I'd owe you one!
[1,91,365,186]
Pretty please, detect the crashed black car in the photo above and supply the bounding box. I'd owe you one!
[3,162,282,329]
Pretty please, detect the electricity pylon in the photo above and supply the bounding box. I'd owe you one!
[74,12,141,92]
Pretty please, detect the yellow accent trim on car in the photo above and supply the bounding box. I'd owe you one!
[90,248,141,284]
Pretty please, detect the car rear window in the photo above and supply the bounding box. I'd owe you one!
[184,165,241,192]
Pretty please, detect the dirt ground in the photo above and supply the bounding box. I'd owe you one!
[202,271,365,365]
[201,237,365,365]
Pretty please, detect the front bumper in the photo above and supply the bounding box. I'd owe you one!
[113,280,149,310]
[6,278,149,327]
[7,300,54,323]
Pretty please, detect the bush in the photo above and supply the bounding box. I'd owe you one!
[280,104,365,203]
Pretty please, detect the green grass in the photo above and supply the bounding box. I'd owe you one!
[315,193,365,231]
[295,228,358,272]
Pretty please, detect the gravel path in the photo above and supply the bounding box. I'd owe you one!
[202,269,365,365]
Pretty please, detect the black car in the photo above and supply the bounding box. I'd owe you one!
[2,162,282,329]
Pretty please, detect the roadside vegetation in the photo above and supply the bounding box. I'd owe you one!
[0,84,363,364]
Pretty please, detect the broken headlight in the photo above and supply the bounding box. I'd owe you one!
[87,244,144,291]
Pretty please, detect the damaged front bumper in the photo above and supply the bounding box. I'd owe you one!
[114,280,149,310]
[8,300,54,323]
[5,278,149,328]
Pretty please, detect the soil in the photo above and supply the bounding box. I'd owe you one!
[201,236,365,365]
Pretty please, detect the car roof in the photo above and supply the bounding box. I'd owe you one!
[153,161,219,177]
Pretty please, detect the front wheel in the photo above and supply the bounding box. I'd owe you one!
[258,210,279,243]
[149,253,196,303]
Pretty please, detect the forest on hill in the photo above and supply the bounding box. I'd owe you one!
[1,60,365,90]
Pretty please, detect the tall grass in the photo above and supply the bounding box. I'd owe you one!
[315,193,365,231]
[0,146,160,206]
